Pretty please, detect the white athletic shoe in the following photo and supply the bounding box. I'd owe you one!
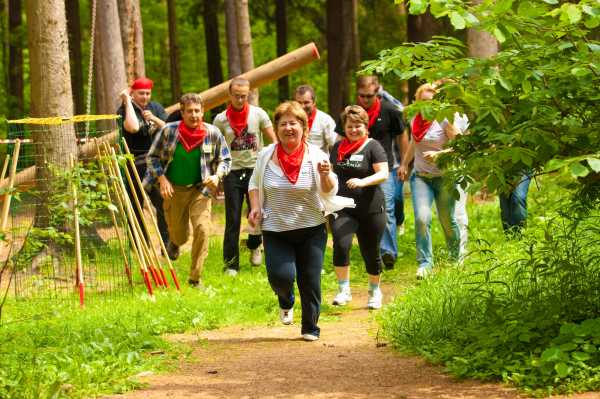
[250,247,263,266]
[280,308,293,325]
[332,288,352,306]
[302,333,319,341]
[416,266,431,280]
[367,289,383,310]
[225,268,238,277]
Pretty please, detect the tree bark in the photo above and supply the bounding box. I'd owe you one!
[275,0,288,103]
[117,0,145,82]
[326,0,354,119]
[65,0,84,115]
[167,0,181,103]
[203,0,223,88]
[467,1,498,59]
[235,0,258,105]
[94,0,127,115]
[8,0,23,118]
[224,0,241,78]
[26,0,77,227]
[351,0,360,69]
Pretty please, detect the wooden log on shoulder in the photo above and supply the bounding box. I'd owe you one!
[165,42,320,114]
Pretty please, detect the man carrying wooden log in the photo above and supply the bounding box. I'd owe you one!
[117,77,170,248]
[144,93,231,289]
[294,84,338,154]
[213,78,276,276]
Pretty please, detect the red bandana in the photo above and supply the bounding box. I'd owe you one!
[359,97,381,129]
[337,136,368,162]
[177,121,206,152]
[411,113,432,143]
[131,77,153,90]
[226,103,249,137]
[277,142,305,184]
[307,108,317,131]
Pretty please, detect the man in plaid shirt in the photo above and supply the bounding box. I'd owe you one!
[145,93,231,288]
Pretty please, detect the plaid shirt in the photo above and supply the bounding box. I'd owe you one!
[144,121,231,197]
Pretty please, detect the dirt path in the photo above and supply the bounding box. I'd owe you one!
[113,285,564,399]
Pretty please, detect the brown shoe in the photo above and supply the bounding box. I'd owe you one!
[166,241,180,260]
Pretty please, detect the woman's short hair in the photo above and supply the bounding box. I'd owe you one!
[180,93,203,110]
[415,83,437,101]
[340,105,369,127]
[273,101,309,139]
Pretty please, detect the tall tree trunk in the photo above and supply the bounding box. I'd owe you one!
[326,0,354,119]
[94,0,127,115]
[467,1,498,59]
[275,0,288,103]
[351,0,360,69]
[117,0,145,82]
[65,0,84,115]
[224,0,241,78]
[26,0,77,227]
[203,0,224,119]
[167,0,180,103]
[8,0,23,118]
[235,0,258,105]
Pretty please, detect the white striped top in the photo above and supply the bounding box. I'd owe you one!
[262,159,326,232]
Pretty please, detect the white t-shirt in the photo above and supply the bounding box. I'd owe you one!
[307,110,337,153]
[213,105,273,170]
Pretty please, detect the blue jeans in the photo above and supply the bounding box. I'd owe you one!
[380,171,397,259]
[410,173,460,269]
[262,224,327,337]
[393,168,405,227]
[499,174,531,233]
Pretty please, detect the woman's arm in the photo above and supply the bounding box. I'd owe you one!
[398,141,415,181]
[120,89,140,133]
[347,162,389,189]
[247,189,262,228]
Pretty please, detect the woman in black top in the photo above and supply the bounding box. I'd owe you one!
[329,105,389,310]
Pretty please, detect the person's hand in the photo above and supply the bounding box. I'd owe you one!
[346,178,365,189]
[158,176,174,199]
[119,88,131,103]
[203,175,220,193]
[142,110,156,122]
[398,164,409,181]
[423,150,441,163]
[317,160,331,177]
[248,208,262,228]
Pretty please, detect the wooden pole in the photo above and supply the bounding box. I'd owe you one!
[0,140,21,232]
[164,42,320,114]
[70,156,85,307]
[121,139,180,290]
[0,155,10,184]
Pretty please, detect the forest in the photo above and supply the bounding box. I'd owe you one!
[0,0,600,398]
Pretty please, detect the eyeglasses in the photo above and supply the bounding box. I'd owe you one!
[358,93,376,99]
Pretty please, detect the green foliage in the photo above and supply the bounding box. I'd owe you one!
[379,182,600,395]
[363,0,600,197]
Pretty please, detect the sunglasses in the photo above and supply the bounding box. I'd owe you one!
[358,93,376,99]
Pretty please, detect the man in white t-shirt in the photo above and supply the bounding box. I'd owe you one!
[213,78,276,276]
[294,84,338,154]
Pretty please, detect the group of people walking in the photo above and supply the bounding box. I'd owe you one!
[117,75,531,341]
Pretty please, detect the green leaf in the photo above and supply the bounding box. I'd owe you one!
[494,0,513,14]
[572,351,591,362]
[541,347,562,362]
[565,4,582,24]
[450,12,466,30]
[587,158,600,172]
[543,0,558,4]
[555,362,571,378]
[559,342,578,352]
[570,162,590,177]
[498,76,512,91]
[588,44,600,53]
[493,27,506,43]
[409,0,428,14]
[571,67,590,77]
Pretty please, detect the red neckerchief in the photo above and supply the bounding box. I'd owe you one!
[359,96,381,129]
[337,136,368,162]
[178,121,206,152]
[277,142,305,184]
[411,113,432,143]
[307,108,317,131]
[226,103,249,137]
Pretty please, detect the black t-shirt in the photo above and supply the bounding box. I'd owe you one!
[117,101,168,156]
[336,98,405,169]
[330,139,388,214]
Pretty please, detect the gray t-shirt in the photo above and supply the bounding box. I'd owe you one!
[213,105,273,170]
[307,110,337,153]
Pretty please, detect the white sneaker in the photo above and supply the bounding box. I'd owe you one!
[416,266,431,280]
[367,289,383,309]
[280,308,293,325]
[398,224,405,236]
[302,333,319,341]
[225,268,238,277]
[332,288,352,306]
[250,247,263,266]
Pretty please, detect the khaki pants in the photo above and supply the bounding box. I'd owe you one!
[163,185,212,282]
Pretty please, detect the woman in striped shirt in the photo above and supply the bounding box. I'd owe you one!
[248,101,346,342]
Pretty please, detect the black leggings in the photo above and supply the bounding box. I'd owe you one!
[330,209,386,275]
